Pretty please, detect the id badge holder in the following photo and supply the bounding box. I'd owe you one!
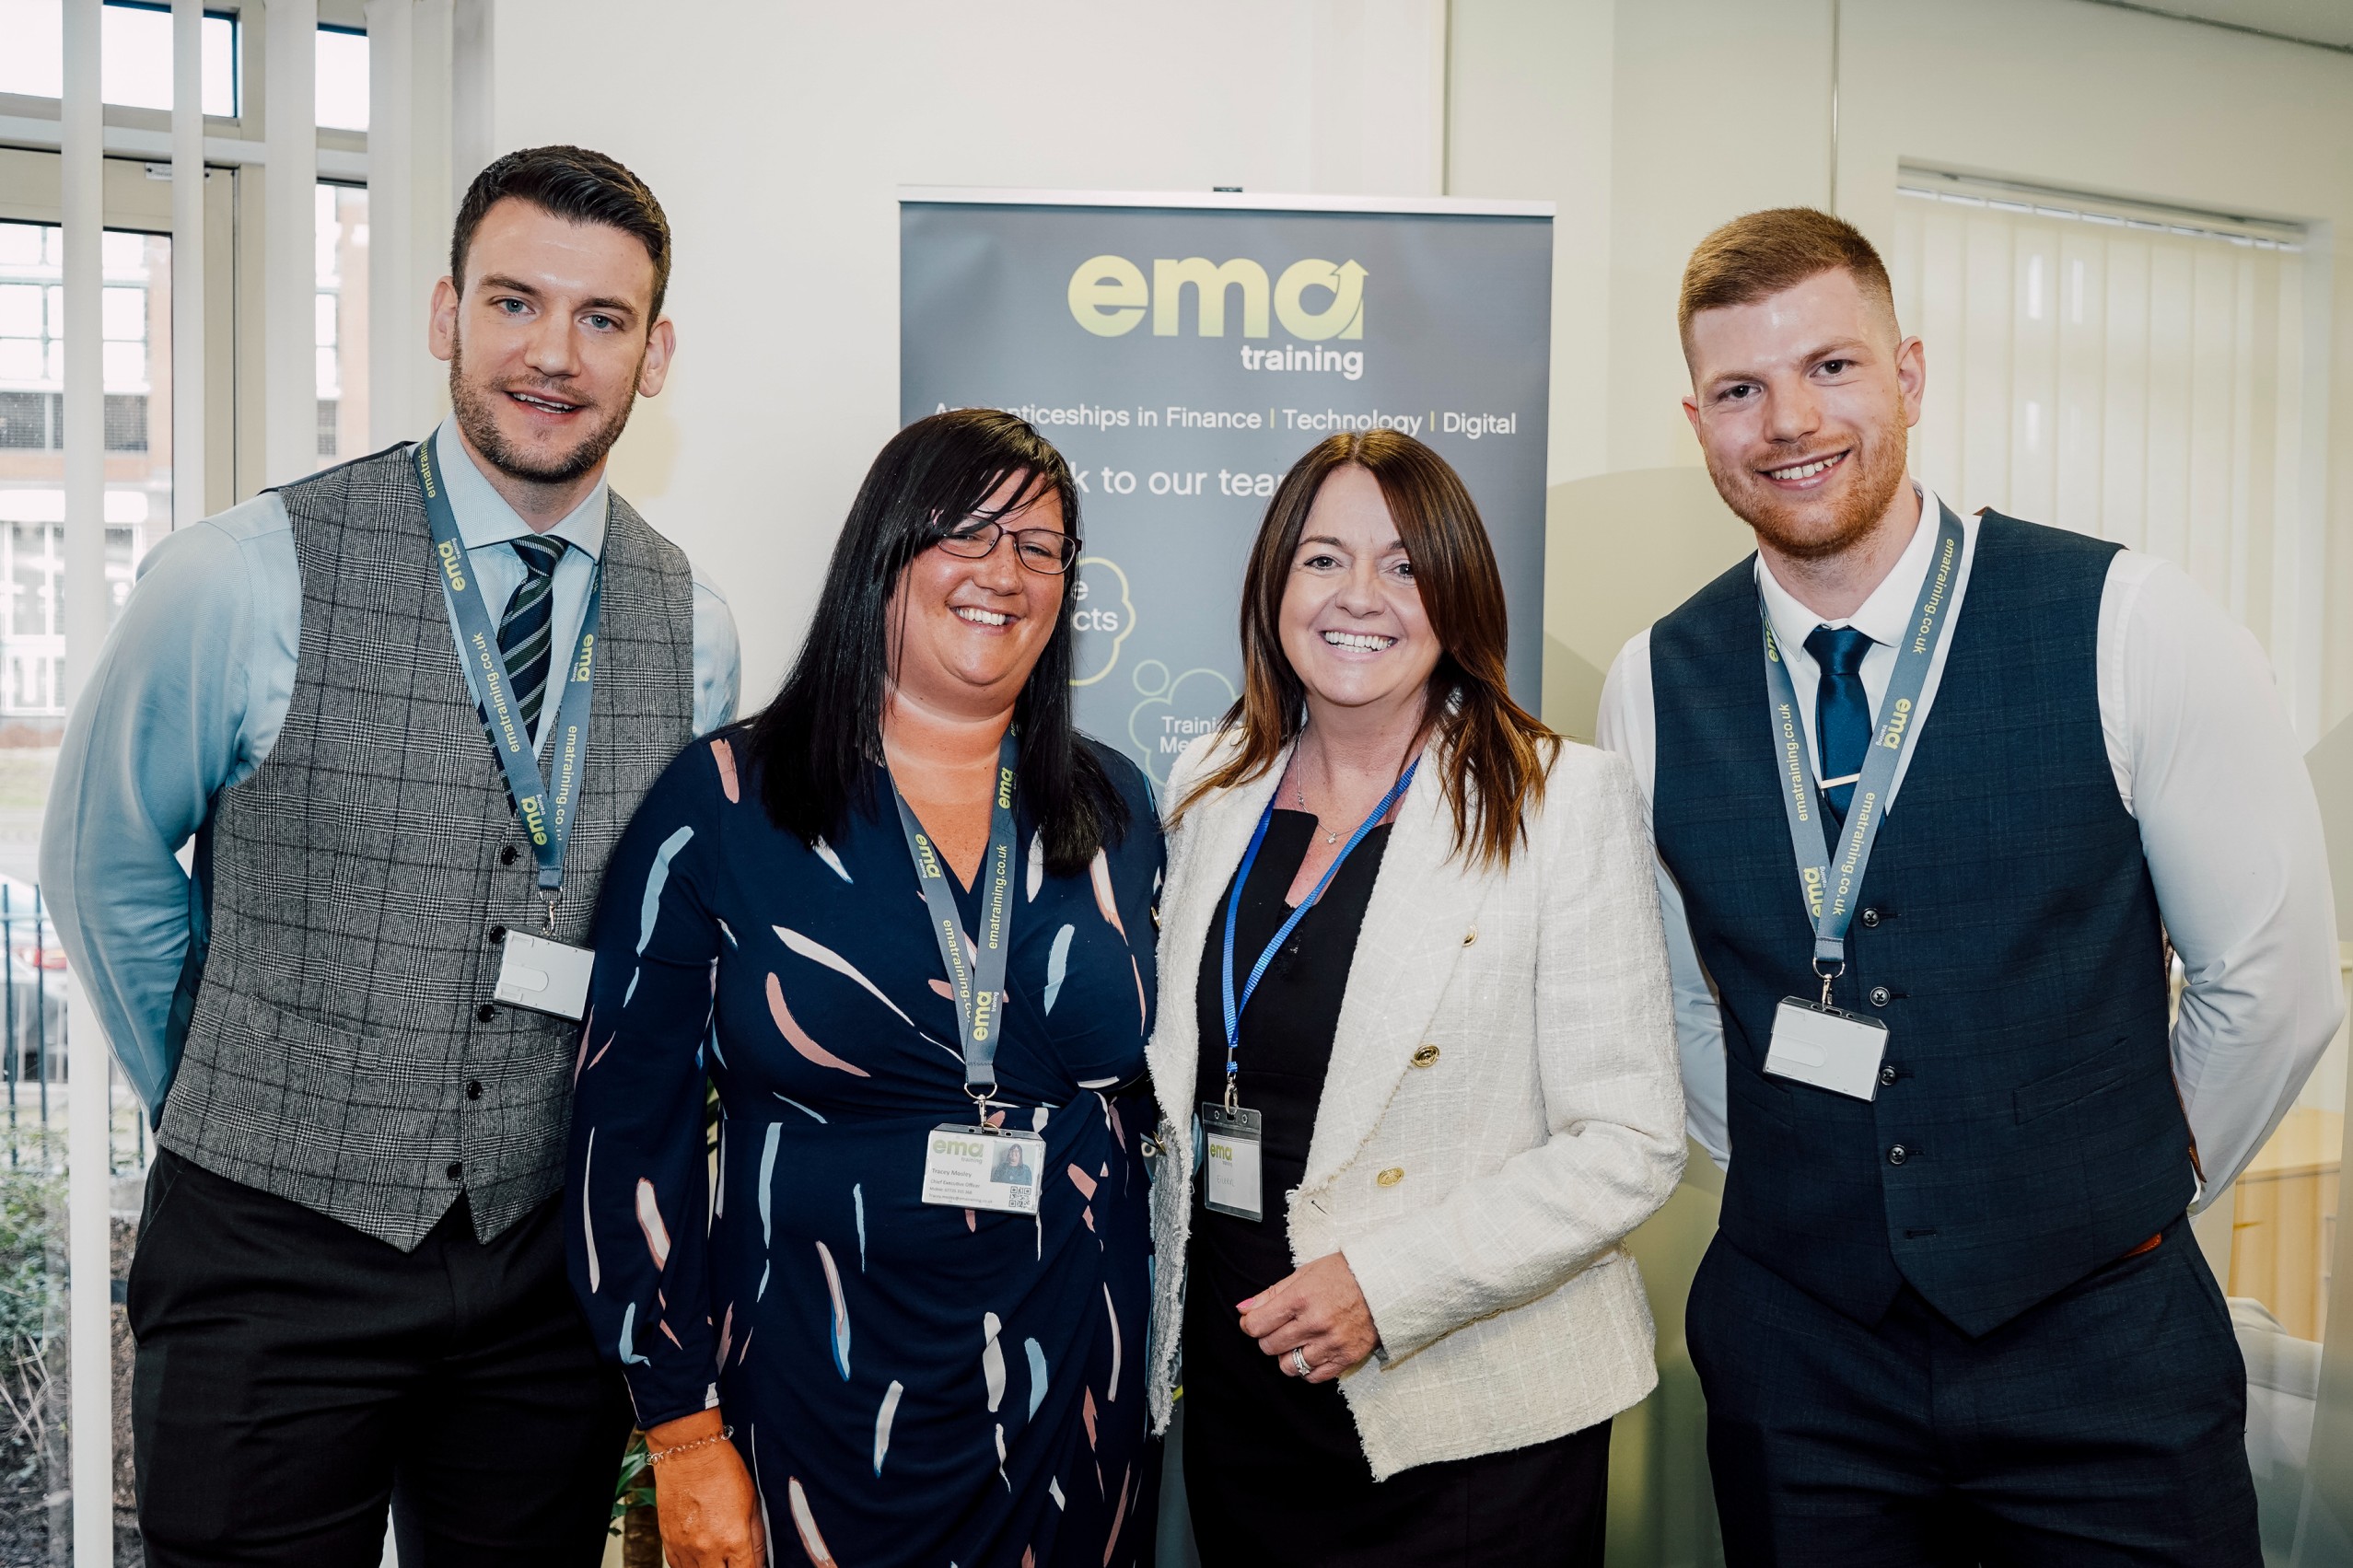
[921,1125,1045,1214]
[1765,997,1890,1101]
[494,932,595,1021]
[1198,1102,1264,1222]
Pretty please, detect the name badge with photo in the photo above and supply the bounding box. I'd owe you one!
[492,933,595,1021]
[1199,1102,1264,1222]
[1765,996,1890,1101]
[920,1125,1045,1214]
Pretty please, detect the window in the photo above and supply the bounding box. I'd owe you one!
[0,1,239,116]
[315,23,369,132]
[0,8,375,1550]
[1893,174,2310,647]
[314,183,368,471]
[0,220,168,719]
[0,5,369,130]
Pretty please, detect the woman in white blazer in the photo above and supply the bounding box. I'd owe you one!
[1147,431,1684,1567]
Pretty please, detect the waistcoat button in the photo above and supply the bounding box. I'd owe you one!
[446,1161,463,1180]
[1859,908,1881,928]
[499,845,519,866]
[1869,985,1893,1008]
[1410,1044,1440,1068]
[475,1004,496,1023]
[1376,1167,1405,1187]
[1880,1064,1898,1086]
[1887,1144,1908,1166]
[467,1080,483,1100]
[487,925,506,945]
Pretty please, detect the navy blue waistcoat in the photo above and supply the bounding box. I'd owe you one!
[1650,512,2194,1336]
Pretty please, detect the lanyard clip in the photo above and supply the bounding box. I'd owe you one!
[542,889,560,935]
[1813,959,1845,1008]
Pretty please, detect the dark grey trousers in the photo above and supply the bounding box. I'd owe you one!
[127,1150,632,1568]
[1689,1218,2260,1567]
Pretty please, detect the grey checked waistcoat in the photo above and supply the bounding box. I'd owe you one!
[157,444,697,1250]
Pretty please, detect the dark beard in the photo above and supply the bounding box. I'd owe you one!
[448,337,639,487]
[1706,415,1909,563]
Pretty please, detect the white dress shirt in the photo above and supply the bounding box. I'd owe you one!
[1596,482,2344,1205]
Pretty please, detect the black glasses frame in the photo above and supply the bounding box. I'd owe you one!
[935,520,1081,575]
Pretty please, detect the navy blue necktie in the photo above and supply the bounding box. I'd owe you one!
[1804,624,1875,827]
[500,533,566,738]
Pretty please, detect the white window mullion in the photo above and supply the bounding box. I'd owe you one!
[265,0,320,484]
[172,0,206,528]
[60,4,117,1565]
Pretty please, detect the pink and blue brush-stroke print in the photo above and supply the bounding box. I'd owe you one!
[565,727,1164,1568]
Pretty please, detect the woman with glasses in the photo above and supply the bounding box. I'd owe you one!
[566,410,1163,1568]
[1145,433,1683,1566]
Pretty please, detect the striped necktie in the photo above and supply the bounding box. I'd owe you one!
[500,533,567,738]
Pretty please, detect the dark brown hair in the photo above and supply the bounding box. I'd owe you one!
[1678,206,1896,351]
[1176,431,1555,869]
[450,145,672,322]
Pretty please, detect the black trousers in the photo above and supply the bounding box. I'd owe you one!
[1186,1405,1610,1568]
[1688,1220,2259,1567]
[126,1150,633,1568]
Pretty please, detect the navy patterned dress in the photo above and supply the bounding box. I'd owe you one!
[565,727,1163,1568]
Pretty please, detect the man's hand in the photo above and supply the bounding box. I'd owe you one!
[646,1410,764,1568]
[1237,1251,1380,1384]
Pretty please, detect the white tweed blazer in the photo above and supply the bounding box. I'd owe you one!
[1144,729,1685,1480]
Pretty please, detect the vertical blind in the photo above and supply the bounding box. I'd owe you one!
[1890,171,2319,736]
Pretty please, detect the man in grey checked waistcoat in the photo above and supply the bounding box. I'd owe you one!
[41,145,740,1568]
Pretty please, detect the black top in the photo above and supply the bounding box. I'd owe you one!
[1186,807,1391,1481]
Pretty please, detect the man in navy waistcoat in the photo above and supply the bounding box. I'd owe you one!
[1598,207,2341,1565]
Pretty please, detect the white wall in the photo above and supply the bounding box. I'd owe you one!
[483,0,1445,701]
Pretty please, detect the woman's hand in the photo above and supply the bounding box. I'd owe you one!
[1238,1251,1380,1384]
[646,1411,764,1568]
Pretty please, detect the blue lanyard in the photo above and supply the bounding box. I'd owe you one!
[414,438,601,909]
[1218,754,1418,1108]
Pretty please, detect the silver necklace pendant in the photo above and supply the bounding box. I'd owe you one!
[1293,757,1341,842]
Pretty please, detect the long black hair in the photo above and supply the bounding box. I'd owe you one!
[742,408,1129,876]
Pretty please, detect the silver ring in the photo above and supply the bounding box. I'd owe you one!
[1289,1346,1312,1377]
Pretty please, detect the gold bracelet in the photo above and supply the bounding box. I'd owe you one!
[646,1424,735,1465]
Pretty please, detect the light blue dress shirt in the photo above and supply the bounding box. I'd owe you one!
[40,419,742,1113]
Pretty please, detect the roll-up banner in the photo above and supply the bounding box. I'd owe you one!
[900,190,1554,785]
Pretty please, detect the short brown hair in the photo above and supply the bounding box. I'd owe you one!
[1678,207,1896,352]
[1175,432,1556,870]
[450,145,672,323]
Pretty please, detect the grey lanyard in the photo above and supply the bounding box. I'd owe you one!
[1758,504,1963,999]
[891,729,1021,1102]
[415,438,600,913]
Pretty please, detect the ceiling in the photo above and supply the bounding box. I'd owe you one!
[2084,0,2353,50]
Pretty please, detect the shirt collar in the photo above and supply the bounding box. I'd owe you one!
[1755,480,1946,656]
[428,417,609,562]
